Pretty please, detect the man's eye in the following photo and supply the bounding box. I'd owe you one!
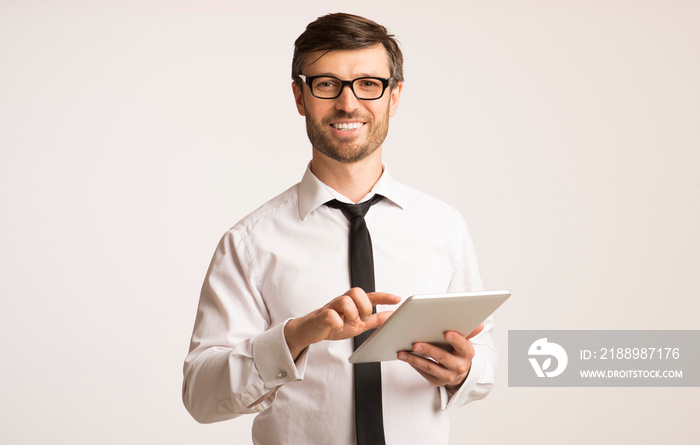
[357,80,381,89]
[314,79,340,89]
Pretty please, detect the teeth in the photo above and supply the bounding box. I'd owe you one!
[332,122,363,130]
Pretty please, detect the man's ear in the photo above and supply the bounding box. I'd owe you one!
[292,81,306,116]
[388,81,403,117]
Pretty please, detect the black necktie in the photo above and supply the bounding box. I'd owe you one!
[326,194,385,445]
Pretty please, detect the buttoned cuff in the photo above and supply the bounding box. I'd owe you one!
[252,319,309,389]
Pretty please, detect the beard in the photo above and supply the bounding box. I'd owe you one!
[304,103,390,164]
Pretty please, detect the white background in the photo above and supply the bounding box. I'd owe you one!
[1,1,698,443]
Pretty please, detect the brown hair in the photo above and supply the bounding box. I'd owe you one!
[292,13,404,88]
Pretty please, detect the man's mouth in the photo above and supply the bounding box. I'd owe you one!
[331,122,365,131]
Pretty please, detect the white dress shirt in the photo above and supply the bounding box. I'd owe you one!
[183,165,496,444]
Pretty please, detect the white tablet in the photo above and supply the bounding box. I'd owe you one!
[348,290,510,363]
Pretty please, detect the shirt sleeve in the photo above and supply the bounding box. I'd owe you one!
[440,215,497,409]
[182,230,309,423]
[441,315,497,408]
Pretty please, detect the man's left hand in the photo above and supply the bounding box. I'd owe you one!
[397,324,484,392]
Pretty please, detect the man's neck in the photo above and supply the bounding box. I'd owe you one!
[310,149,383,203]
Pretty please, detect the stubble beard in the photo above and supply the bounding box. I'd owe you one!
[304,103,391,164]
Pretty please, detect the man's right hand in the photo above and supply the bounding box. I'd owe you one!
[284,288,401,360]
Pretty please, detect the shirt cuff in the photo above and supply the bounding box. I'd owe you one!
[252,318,309,389]
[442,350,495,409]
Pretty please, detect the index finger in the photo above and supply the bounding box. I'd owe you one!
[467,323,484,339]
[367,292,401,306]
[443,324,484,350]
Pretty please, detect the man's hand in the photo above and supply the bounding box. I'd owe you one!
[397,324,484,392]
[285,288,401,359]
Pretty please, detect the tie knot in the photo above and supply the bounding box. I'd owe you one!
[325,194,383,220]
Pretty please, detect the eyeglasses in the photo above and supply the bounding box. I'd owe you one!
[298,74,393,100]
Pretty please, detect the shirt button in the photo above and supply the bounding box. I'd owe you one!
[276,370,287,379]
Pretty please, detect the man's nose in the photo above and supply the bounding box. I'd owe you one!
[334,83,361,112]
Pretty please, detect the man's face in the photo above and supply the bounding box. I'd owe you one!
[293,45,402,164]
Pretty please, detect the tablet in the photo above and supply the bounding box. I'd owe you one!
[348,290,510,363]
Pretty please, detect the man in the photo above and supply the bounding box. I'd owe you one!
[183,13,496,444]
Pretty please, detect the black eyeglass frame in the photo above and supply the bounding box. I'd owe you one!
[298,74,393,101]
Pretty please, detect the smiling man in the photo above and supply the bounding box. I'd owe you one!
[183,13,496,445]
[295,45,396,167]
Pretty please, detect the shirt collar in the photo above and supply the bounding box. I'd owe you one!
[298,163,407,220]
